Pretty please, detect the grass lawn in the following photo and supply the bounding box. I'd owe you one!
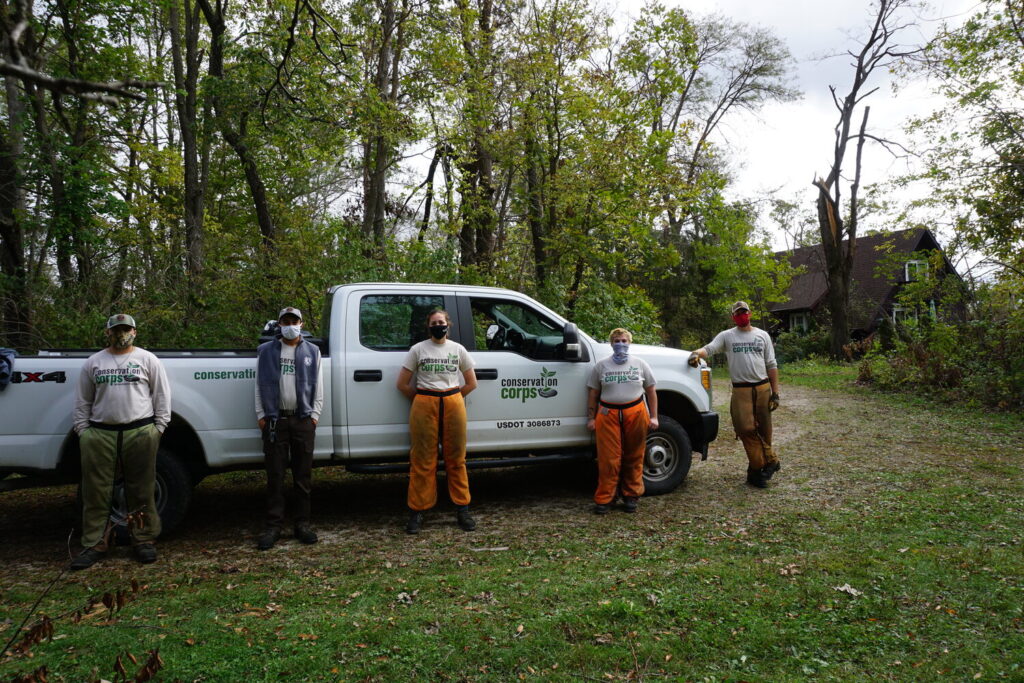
[1,362,1022,681]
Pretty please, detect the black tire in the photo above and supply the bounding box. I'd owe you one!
[643,414,692,495]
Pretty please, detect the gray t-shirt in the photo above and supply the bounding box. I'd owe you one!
[702,327,777,384]
[587,356,656,404]
[402,339,475,391]
[73,347,171,434]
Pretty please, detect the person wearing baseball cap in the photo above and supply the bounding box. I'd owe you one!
[688,301,781,488]
[254,306,323,550]
[70,314,171,569]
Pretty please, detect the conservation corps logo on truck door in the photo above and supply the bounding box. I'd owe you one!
[500,367,558,402]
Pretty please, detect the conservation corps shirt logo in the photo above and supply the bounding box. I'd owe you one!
[94,361,143,386]
[731,339,765,355]
[500,367,558,402]
[419,353,459,374]
[601,365,642,384]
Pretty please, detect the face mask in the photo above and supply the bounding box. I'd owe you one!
[111,330,136,350]
[280,324,302,340]
[611,341,629,364]
[429,324,448,340]
[732,312,751,327]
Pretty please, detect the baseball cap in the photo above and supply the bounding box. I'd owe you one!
[278,306,303,321]
[731,301,750,313]
[106,313,137,329]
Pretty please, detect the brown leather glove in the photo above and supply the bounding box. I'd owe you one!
[769,393,780,411]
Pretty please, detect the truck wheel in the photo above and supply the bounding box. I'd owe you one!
[79,447,194,543]
[643,415,692,495]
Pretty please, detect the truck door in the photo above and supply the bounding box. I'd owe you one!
[343,290,457,459]
[456,294,593,453]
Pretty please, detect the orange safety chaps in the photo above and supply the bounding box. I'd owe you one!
[594,399,649,504]
[729,381,779,471]
[407,389,470,511]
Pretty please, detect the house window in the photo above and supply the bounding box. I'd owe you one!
[892,305,918,325]
[790,312,810,333]
[905,260,928,282]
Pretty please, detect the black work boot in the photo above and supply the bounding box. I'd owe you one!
[133,543,158,564]
[455,506,477,531]
[257,527,281,550]
[69,546,106,571]
[761,460,781,480]
[593,503,611,515]
[746,468,768,488]
[406,510,424,535]
[622,497,639,513]
[294,524,318,545]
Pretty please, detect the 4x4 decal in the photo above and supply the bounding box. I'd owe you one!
[12,371,67,384]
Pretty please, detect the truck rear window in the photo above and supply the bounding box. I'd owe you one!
[359,295,445,351]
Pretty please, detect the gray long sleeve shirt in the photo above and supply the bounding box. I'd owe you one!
[73,348,171,434]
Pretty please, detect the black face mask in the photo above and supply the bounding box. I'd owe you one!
[429,324,448,340]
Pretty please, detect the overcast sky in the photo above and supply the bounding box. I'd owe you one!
[647,0,982,249]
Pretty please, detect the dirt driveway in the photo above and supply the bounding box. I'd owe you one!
[0,379,1018,572]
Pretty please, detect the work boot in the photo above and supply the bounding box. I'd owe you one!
[69,546,106,571]
[622,497,639,513]
[593,503,611,515]
[456,506,477,531]
[257,527,281,551]
[294,524,318,545]
[133,543,157,564]
[406,510,424,535]
[761,460,781,480]
[746,468,768,489]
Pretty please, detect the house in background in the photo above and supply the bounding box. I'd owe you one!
[768,227,962,339]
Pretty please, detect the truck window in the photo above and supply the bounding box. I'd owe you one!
[469,298,565,360]
[359,295,445,351]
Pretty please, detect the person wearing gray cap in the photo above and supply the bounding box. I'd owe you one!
[254,306,323,550]
[689,301,781,488]
[70,314,171,570]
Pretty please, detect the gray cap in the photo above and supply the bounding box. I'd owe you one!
[731,301,750,313]
[106,313,137,329]
[278,306,303,321]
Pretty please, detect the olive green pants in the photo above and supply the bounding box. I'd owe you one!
[79,423,162,549]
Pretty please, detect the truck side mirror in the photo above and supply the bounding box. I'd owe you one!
[562,323,581,361]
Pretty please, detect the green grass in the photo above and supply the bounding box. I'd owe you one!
[2,376,1023,681]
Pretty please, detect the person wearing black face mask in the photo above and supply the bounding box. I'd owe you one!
[689,301,781,488]
[396,309,478,534]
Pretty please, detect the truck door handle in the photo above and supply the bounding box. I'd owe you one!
[353,370,383,382]
[476,369,498,380]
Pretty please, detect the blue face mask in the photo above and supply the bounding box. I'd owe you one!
[611,341,629,364]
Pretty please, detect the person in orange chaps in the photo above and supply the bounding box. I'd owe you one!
[586,328,658,514]
[396,309,478,534]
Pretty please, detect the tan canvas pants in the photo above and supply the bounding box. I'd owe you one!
[729,381,779,471]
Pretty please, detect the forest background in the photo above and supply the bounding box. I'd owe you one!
[1,0,1021,406]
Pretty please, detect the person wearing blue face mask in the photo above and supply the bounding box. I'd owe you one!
[255,306,323,550]
[586,328,658,514]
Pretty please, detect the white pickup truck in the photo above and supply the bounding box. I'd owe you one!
[0,283,718,531]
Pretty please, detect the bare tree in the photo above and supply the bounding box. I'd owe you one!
[813,0,918,359]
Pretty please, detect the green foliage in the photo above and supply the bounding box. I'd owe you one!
[773,327,831,364]
[570,283,663,345]
[858,275,1024,411]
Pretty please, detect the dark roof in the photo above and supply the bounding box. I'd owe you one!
[769,227,945,331]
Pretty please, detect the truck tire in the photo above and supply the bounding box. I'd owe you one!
[643,414,692,495]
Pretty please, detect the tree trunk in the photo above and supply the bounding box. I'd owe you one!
[0,71,31,350]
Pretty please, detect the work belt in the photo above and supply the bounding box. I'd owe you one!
[88,416,156,432]
[732,378,770,388]
[599,397,644,410]
[278,409,298,417]
[416,387,461,397]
